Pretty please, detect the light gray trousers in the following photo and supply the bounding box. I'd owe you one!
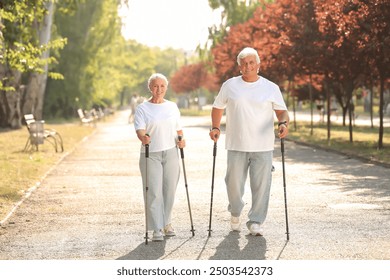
[225,150,273,225]
[139,147,180,231]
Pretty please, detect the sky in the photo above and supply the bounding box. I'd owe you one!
[120,0,222,51]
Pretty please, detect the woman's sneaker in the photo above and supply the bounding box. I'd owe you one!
[248,223,263,236]
[152,230,164,241]
[164,224,176,236]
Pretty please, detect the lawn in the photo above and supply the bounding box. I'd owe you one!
[287,122,390,167]
[0,121,95,221]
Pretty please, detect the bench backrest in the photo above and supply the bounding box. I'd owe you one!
[77,109,85,119]
[24,114,35,127]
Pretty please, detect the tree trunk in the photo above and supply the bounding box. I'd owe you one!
[325,79,331,143]
[24,1,54,120]
[378,73,385,149]
[370,78,374,129]
[309,75,314,135]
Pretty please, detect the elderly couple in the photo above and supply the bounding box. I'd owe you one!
[134,47,290,242]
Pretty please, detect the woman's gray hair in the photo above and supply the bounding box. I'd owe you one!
[237,47,261,66]
[148,73,169,89]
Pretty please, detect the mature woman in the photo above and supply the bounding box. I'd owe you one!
[134,73,185,241]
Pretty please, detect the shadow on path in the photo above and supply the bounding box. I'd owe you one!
[209,232,267,260]
[117,241,166,260]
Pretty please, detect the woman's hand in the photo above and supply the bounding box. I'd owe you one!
[177,136,186,149]
[141,134,150,145]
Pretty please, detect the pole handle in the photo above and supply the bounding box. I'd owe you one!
[213,142,217,157]
[281,138,285,153]
[178,135,184,159]
[145,133,150,158]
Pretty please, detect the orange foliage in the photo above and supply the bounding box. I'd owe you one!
[170,63,219,94]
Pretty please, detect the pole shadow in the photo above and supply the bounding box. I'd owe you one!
[209,232,267,260]
[276,240,289,260]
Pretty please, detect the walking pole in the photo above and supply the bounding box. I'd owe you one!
[281,138,290,241]
[144,135,150,245]
[208,141,217,237]
[178,136,195,236]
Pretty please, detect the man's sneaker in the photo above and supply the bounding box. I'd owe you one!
[152,230,164,241]
[230,215,241,231]
[248,223,263,236]
[164,224,176,236]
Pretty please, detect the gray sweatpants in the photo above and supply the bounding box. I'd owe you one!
[139,147,180,231]
[225,150,273,225]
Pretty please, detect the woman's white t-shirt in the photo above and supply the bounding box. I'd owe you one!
[213,76,287,152]
[134,100,182,153]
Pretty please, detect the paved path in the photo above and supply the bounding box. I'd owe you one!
[0,110,389,260]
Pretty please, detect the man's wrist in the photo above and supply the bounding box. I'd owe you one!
[211,127,220,132]
[278,121,288,127]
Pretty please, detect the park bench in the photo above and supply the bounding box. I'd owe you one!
[23,114,64,153]
[77,108,97,126]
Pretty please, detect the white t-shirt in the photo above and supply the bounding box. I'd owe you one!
[213,76,287,152]
[134,100,182,153]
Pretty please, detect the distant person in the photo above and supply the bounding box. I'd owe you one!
[362,86,371,113]
[330,96,338,119]
[349,100,355,126]
[134,73,185,241]
[209,47,289,236]
[128,94,138,123]
[316,98,325,123]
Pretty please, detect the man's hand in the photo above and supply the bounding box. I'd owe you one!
[209,128,220,142]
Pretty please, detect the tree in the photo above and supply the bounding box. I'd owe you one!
[23,1,55,120]
[355,0,390,149]
[0,0,65,128]
[45,0,128,117]
[170,62,218,94]
[210,0,389,149]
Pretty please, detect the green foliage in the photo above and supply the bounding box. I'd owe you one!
[206,0,263,48]
[0,0,66,91]
[45,0,124,117]
[44,0,173,116]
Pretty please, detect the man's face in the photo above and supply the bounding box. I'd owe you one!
[239,55,260,77]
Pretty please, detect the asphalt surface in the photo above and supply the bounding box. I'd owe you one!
[0,109,389,260]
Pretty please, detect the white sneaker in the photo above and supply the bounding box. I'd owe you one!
[152,230,164,241]
[230,215,241,231]
[248,223,263,236]
[164,224,176,236]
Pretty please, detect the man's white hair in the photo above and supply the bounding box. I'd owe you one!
[148,73,169,89]
[237,47,261,66]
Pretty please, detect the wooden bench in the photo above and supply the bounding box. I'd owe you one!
[23,114,64,153]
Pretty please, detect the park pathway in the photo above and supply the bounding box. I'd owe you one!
[0,109,389,260]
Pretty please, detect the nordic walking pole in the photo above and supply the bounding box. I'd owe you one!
[144,134,150,245]
[281,138,290,241]
[178,135,195,236]
[208,139,217,237]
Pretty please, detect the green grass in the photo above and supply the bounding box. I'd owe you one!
[180,107,211,116]
[0,121,95,221]
[287,122,390,166]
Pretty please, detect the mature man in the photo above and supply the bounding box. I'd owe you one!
[209,47,289,236]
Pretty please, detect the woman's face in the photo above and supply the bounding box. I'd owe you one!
[149,78,167,100]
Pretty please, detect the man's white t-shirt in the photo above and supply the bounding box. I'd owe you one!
[213,76,287,152]
[134,100,182,153]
